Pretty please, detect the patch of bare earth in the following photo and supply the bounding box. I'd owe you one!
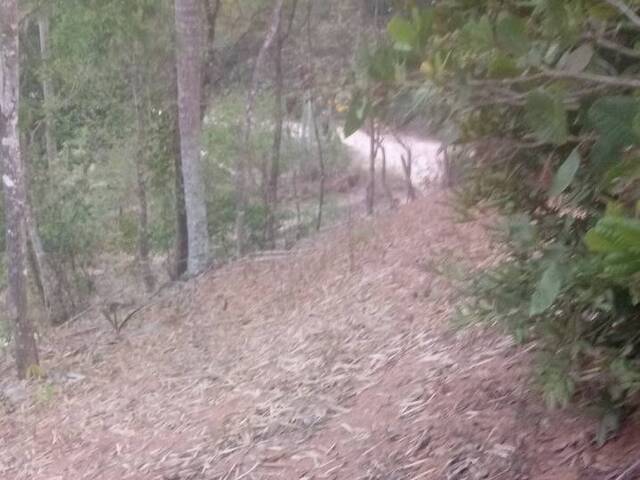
[1,191,638,479]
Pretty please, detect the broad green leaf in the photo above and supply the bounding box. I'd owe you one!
[591,137,622,170]
[589,96,640,148]
[462,15,494,52]
[559,44,594,73]
[542,0,569,35]
[601,156,640,190]
[495,13,529,56]
[633,112,640,140]
[549,148,581,196]
[605,201,625,218]
[367,46,396,83]
[388,16,418,52]
[585,216,640,254]
[524,89,568,145]
[588,3,618,21]
[344,91,369,137]
[530,262,563,316]
[412,7,434,48]
[488,52,520,78]
[585,228,618,253]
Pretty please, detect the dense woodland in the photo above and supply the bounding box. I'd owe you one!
[3,0,640,474]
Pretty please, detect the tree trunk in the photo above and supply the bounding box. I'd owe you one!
[305,1,326,231]
[265,29,285,249]
[174,0,209,275]
[172,106,189,278]
[264,1,297,248]
[22,134,71,326]
[0,1,40,378]
[395,133,416,201]
[201,0,222,118]
[366,118,376,215]
[378,138,393,205]
[38,14,56,169]
[311,103,326,231]
[236,0,285,256]
[131,66,155,292]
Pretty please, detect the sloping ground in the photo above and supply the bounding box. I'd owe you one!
[1,192,638,480]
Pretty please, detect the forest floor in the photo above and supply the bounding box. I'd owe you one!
[1,134,640,479]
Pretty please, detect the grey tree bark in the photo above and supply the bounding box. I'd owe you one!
[366,118,376,215]
[131,63,155,292]
[264,25,285,249]
[235,0,285,256]
[265,0,298,248]
[22,133,71,326]
[394,133,416,201]
[38,13,56,168]
[1,0,40,378]
[174,0,210,275]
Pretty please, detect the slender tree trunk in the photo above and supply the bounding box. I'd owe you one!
[265,30,285,248]
[236,0,285,256]
[38,14,56,169]
[264,0,297,248]
[175,0,210,275]
[201,0,222,117]
[395,133,416,201]
[166,51,189,279]
[131,66,155,291]
[366,118,376,215]
[172,107,189,278]
[22,134,70,325]
[0,1,40,378]
[378,138,393,205]
[311,104,326,231]
[305,1,326,231]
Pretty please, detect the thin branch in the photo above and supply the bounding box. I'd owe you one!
[469,69,640,89]
[542,67,640,88]
[603,0,640,29]
[586,33,640,59]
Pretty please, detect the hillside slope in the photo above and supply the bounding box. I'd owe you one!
[1,191,638,480]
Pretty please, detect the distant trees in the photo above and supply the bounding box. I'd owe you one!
[174,0,210,275]
[1,0,40,378]
[237,0,286,256]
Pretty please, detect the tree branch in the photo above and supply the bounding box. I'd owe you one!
[603,0,640,29]
[469,69,640,89]
[586,33,640,59]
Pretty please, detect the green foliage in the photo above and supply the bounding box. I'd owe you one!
[368,0,640,435]
[589,97,640,152]
[495,13,528,57]
[344,90,370,137]
[530,262,563,316]
[549,148,581,197]
[524,90,568,145]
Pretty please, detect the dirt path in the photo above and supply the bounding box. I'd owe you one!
[337,128,443,186]
[1,193,638,478]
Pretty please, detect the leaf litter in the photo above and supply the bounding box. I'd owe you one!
[0,191,638,480]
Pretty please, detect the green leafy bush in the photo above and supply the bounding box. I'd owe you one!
[357,1,640,437]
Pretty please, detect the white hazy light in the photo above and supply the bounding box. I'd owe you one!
[2,174,16,188]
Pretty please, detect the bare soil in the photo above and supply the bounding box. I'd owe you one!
[1,186,638,479]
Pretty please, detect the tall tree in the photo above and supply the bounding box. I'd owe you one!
[236,0,285,256]
[27,7,72,325]
[174,0,209,275]
[23,133,71,326]
[265,0,297,248]
[131,60,155,292]
[1,0,40,378]
[37,11,56,168]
